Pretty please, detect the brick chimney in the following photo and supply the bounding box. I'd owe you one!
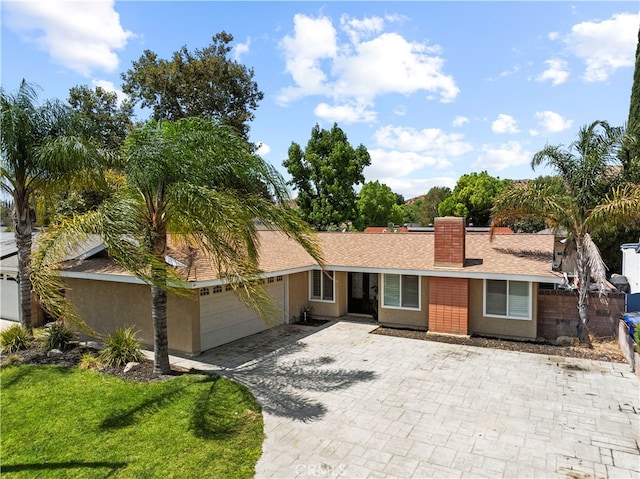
[434,217,465,267]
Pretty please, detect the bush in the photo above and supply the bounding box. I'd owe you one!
[635,326,640,355]
[41,321,76,352]
[0,325,32,353]
[100,327,143,368]
[79,353,102,371]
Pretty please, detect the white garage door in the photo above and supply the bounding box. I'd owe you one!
[200,278,286,352]
[0,273,20,321]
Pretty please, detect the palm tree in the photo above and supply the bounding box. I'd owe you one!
[491,120,640,345]
[37,117,324,375]
[0,80,104,330]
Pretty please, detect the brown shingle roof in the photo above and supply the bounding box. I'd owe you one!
[63,230,559,283]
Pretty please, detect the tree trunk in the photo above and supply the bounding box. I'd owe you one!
[13,191,33,331]
[150,224,171,375]
[575,239,592,346]
[151,280,171,375]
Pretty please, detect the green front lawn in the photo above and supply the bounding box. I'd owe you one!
[1,365,264,478]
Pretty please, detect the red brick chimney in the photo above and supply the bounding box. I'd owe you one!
[434,217,466,267]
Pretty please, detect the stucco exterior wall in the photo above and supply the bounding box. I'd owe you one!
[287,272,308,322]
[308,271,347,318]
[64,278,200,355]
[468,279,538,340]
[378,276,429,330]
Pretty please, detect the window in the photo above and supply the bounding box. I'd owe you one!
[199,287,210,296]
[383,274,420,309]
[268,277,275,284]
[212,285,222,294]
[310,270,334,302]
[484,280,531,320]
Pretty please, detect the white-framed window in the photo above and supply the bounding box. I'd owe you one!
[310,270,334,302]
[484,279,531,320]
[382,274,420,310]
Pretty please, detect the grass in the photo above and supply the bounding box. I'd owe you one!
[0,365,264,478]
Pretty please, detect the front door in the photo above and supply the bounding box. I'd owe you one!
[348,273,378,318]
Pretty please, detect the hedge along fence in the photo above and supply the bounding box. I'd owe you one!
[537,289,625,340]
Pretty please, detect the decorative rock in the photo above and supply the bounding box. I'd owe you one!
[47,349,63,357]
[83,341,102,350]
[556,336,573,346]
[123,362,140,373]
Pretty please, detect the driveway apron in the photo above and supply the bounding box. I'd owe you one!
[168,320,640,479]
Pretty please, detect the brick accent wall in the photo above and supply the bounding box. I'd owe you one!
[434,217,466,267]
[428,277,469,335]
[537,289,625,339]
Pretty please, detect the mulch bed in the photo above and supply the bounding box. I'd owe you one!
[371,327,627,363]
[1,343,187,382]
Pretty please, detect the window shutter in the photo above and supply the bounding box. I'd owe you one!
[384,274,400,307]
[486,280,507,316]
[508,281,529,318]
[401,275,419,308]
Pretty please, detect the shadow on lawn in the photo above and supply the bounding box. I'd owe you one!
[99,376,214,430]
[2,461,127,474]
[191,341,377,422]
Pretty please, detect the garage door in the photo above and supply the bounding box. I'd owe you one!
[200,277,286,351]
[0,273,20,321]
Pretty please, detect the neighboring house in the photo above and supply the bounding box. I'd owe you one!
[621,242,640,294]
[0,231,103,323]
[58,217,563,356]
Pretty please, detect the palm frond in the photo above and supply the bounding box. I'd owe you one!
[587,184,640,231]
[583,233,608,304]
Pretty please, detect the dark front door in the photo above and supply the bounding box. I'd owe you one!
[348,273,378,318]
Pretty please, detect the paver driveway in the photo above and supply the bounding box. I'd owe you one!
[170,320,640,479]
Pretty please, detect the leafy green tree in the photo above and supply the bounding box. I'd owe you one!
[284,123,371,230]
[121,32,263,142]
[620,25,640,182]
[35,117,323,375]
[439,171,509,226]
[0,80,104,330]
[355,181,403,230]
[68,85,134,150]
[416,186,452,226]
[491,120,640,344]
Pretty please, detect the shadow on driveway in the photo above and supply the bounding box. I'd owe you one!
[188,324,377,422]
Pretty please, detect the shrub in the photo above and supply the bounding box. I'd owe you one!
[41,321,76,352]
[1,354,24,365]
[79,353,102,371]
[100,327,143,368]
[0,324,32,353]
[635,326,640,355]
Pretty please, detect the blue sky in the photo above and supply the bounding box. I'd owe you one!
[2,1,638,199]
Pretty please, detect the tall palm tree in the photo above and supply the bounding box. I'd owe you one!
[37,117,324,375]
[491,120,640,345]
[0,80,104,330]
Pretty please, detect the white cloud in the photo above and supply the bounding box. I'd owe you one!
[452,116,469,127]
[234,37,251,61]
[548,32,560,41]
[374,125,473,157]
[491,114,520,134]
[367,149,451,178]
[277,13,459,110]
[564,12,639,82]
[256,142,271,157]
[340,14,384,44]
[314,102,377,124]
[535,110,573,133]
[91,80,128,105]
[529,129,540,137]
[537,59,570,86]
[473,141,532,171]
[374,176,457,200]
[4,0,133,76]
